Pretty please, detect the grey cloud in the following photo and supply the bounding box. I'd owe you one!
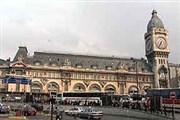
[1,1,180,64]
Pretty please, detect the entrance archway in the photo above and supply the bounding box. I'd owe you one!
[104,84,116,93]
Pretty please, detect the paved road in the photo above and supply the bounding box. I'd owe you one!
[1,111,178,120]
[25,114,148,120]
[2,102,179,120]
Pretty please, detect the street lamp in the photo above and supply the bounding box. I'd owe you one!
[130,57,139,96]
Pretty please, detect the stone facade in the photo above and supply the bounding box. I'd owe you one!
[0,47,153,96]
[169,63,180,88]
[0,10,179,98]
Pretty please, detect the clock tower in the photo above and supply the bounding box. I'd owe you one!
[144,10,170,88]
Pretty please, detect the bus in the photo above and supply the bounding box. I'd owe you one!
[146,88,180,111]
[55,91,114,105]
[106,94,131,107]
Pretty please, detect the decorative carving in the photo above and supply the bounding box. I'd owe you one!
[118,81,126,88]
[61,72,71,79]
[158,65,167,80]
[139,83,144,90]
[83,80,91,87]
[117,62,127,70]
[61,79,71,86]
[99,81,107,88]
[40,78,48,85]
[64,59,71,66]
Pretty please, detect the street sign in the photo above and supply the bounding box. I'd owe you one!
[170,92,176,100]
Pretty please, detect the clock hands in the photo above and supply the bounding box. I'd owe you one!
[159,41,163,46]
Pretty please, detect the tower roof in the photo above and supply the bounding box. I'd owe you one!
[147,10,164,31]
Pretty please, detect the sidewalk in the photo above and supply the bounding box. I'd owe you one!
[174,113,180,120]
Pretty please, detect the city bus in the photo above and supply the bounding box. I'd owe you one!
[55,91,114,105]
[146,88,180,111]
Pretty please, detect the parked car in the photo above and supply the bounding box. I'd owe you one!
[64,107,83,116]
[77,107,103,120]
[0,104,10,114]
[21,106,37,116]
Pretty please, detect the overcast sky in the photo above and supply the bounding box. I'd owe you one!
[0,0,180,64]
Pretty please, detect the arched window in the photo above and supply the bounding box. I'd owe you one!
[89,84,101,92]
[128,86,138,94]
[31,81,42,93]
[73,83,86,92]
[105,85,116,93]
[47,82,59,92]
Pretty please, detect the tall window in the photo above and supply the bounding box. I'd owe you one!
[86,74,89,78]
[52,72,55,78]
[48,72,51,78]
[35,71,38,77]
[39,72,43,77]
[44,72,47,76]
[94,74,96,79]
[78,74,81,79]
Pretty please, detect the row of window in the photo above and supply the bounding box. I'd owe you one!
[127,76,151,82]
[72,73,115,80]
[34,61,148,72]
[28,71,59,78]
[26,71,151,83]
[159,59,166,64]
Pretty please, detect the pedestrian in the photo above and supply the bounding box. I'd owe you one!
[144,102,147,111]
[172,106,174,119]
[164,105,167,116]
[56,110,62,120]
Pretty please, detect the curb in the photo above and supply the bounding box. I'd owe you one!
[104,112,172,120]
[129,109,173,119]
[8,116,27,120]
[91,106,173,120]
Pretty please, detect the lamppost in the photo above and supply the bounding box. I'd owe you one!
[130,57,139,96]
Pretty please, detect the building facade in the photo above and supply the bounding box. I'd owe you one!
[0,10,179,100]
[145,10,170,88]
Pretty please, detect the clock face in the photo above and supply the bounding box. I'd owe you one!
[146,39,152,52]
[155,38,167,49]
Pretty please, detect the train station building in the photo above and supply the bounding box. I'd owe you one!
[0,10,179,100]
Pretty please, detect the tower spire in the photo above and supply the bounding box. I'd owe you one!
[152,10,157,17]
